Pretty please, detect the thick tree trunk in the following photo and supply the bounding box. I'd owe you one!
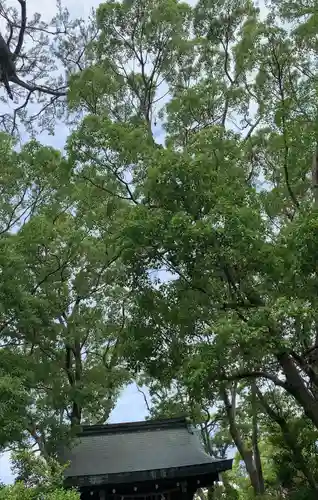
[256,386,318,491]
[277,351,318,430]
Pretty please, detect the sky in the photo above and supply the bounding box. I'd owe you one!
[0,0,268,485]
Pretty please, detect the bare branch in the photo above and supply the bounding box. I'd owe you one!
[136,384,151,414]
[13,0,26,59]
[10,88,32,135]
[10,75,67,97]
[219,370,288,390]
[80,174,138,203]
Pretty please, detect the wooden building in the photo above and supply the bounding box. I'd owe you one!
[60,417,232,500]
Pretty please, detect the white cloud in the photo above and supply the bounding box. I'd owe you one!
[0,451,13,485]
[5,0,267,22]
[5,0,101,20]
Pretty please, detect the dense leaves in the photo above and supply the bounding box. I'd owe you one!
[0,134,130,460]
[1,0,318,498]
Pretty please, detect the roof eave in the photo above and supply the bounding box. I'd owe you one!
[64,459,233,488]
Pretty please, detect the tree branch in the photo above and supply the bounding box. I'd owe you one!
[10,75,67,97]
[80,174,138,203]
[13,0,26,59]
[271,44,299,209]
[136,384,151,414]
[219,370,288,389]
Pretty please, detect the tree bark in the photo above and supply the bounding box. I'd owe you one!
[220,384,263,495]
[256,386,318,492]
[277,351,318,430]
[251,382,265,494]
[65,339,83,427]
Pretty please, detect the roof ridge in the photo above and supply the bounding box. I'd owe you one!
[80,416,190,435]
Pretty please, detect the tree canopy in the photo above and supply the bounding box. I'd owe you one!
[1,0,318,498]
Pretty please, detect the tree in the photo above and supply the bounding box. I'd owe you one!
[2,0,318,496]
[106,0,318,429]
[0,0,97,135]
[0,450,80,499]
[0,132,131,458]
[64,0,318,495]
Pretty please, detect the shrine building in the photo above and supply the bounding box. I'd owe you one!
[60,417,233,500]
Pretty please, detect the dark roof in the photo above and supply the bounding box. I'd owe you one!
[61,417,232,487]
[80,416,190,435]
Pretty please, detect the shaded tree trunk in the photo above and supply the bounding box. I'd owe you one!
[220,384,263,496]
[277,351,318,431]
[256,386,318,492]
[251,382,265,494]
[65,339,83,427]
[312,143,318,207]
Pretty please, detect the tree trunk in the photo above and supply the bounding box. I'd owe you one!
[256,386,318,492]
[251,382,265,494]
[65,339,83,427]
[312,142,318,206]
[220,384,263,496]
[28,421,49,459]
[277,351,318,430]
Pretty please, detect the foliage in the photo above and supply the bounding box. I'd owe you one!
[0,451,80,498]
[1,0,318,498]
[0,133,131,458]
[65,0,318,496]
[0,483,78,500]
